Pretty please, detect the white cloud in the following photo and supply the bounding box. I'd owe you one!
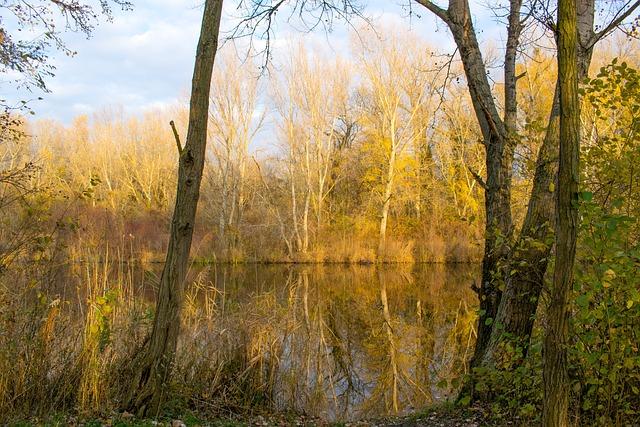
[4,0,509,124]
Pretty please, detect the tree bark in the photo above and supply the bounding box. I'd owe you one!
[543,0,579,423]
[124,0,223,416]
[378,139,396,257]
[480,0,596,367]
[301,138,312,253]
[480,87,560,366]
[444,0,514,366]
[417,0,637,375]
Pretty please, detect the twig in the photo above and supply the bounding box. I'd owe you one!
[170,120,183,154]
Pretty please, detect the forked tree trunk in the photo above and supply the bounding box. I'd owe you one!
[124,0,223,416]
[480,88,560,366]
[415,0,635,375]
[543,0,579,423]
[480,0,596,367]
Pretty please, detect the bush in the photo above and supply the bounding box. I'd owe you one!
[570,196,640,424]
[465,338,543,424]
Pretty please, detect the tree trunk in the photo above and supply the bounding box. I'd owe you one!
[543,0,579,423]
[379,142,397,257]
[302,140,311,253]
[444,0,514,366]
[290,160,303,252]
[219,156,229,249]
[480,0,595,367]
[480,87,560,367]
[303,186,310,253]
[124,0,223,416]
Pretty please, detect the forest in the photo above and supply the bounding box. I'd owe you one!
[1,0,640,426]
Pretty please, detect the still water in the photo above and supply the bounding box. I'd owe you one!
[172,263,479,421]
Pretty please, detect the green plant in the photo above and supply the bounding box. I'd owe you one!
[464,338,543,423]
[570,196,640,424]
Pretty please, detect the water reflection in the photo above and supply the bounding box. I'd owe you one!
[183,264,478,421]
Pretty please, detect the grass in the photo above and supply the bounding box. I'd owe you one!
[0,243,478,425]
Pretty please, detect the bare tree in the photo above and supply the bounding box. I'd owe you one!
[208,46,263,256]
[124,0,224,416]
[273,46,351,255]
[356,31,435,257]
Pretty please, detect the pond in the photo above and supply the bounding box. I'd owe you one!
[170,263,480,421]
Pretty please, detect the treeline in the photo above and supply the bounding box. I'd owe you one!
[9,29,590,265]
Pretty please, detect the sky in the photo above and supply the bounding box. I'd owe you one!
[2,0,503,123]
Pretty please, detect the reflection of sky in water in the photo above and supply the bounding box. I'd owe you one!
[189,264,479,421]
[61,262,478,421]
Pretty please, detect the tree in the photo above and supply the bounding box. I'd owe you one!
[542,0,579,423]
[207,46,263,257]
[0,0,132,93]
[481,0,640,368]
[356,30,436,257]
[414,0,640,370]
[413,0,523,364]
[124,0,224,416]
[273,46,351,256]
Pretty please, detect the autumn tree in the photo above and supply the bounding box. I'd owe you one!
[355,30,437,257]
[125,0,367,413]
[409,0,523,363]
[273,45,351,255]
[207,46,263,257]
[414,0,640,370]
[480,0,640,368]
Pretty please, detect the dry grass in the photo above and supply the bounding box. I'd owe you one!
[0,246,479,423]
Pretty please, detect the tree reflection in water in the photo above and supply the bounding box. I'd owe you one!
[178,264,478,421]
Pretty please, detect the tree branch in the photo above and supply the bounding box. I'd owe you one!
[413,0,450,24]
[591,0,640,47]
[170,120,183,154]
[468,166,487,190]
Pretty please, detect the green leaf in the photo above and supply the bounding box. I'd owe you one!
[581,191,594,202]
[576,294,590,308]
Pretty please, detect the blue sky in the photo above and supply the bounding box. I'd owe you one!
[3,0,503,123]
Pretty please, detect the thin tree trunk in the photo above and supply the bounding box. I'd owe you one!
[379,142,396,257]
[543,0,579,423]
[503,0,522,136]
[220,147,230,247]
[303,187,310,253]
[290,160,303,252]
[124,0,223,416]
[254,159,294,258]
[233,158,245,252]
[303,140,311,253]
